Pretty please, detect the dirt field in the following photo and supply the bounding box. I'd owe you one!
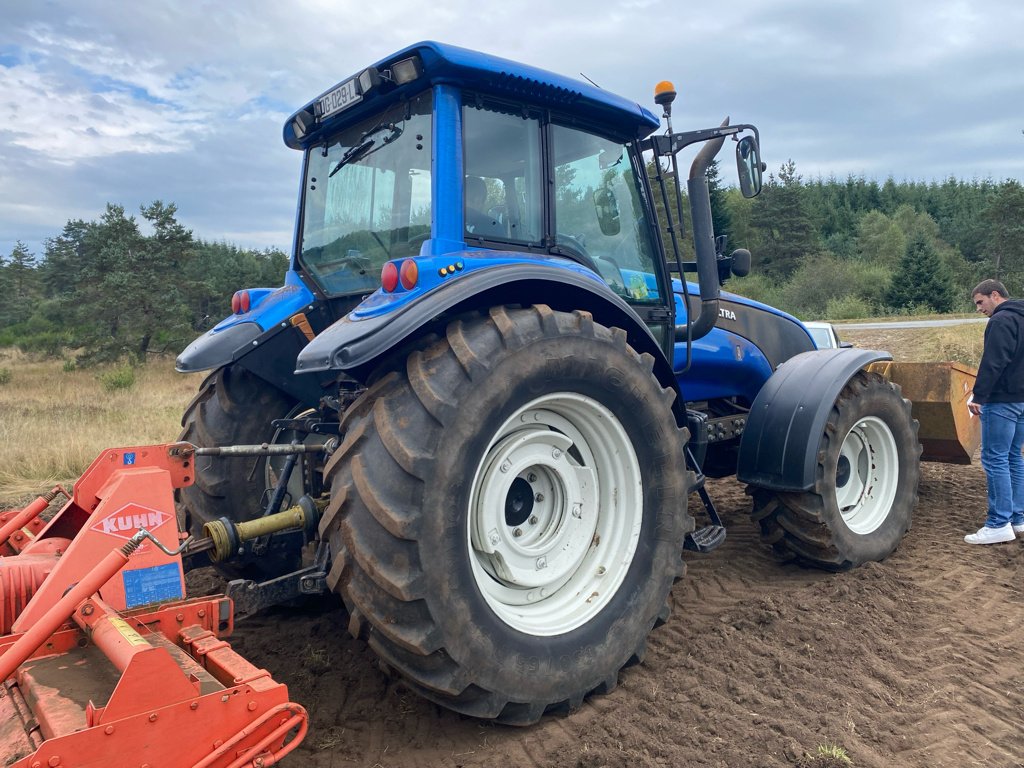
[208,460,1023,768]
[187,324,1022,768]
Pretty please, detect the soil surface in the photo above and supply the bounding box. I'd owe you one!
[193,458,1024,768]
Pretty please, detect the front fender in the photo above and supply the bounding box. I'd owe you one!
[737,348,892,492]
[295,263,672,384]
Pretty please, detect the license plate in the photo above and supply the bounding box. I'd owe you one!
[318,78,362,119]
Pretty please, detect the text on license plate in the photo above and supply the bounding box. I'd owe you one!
[318,79,362,119]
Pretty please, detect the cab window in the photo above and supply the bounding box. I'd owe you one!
[462,102,543,244]
[551,124,661,303]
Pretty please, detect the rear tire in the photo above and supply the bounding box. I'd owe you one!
[177,365,300,575]
[749,371,920,571]
[321,305,693,723]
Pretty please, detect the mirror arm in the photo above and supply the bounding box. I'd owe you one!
[642,124,759,157]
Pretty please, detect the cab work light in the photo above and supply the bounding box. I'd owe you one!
[390,56,423,85]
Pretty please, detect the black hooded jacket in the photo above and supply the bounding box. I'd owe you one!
[973,299,1024,404]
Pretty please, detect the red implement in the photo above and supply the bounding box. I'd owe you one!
[0,444,307,768]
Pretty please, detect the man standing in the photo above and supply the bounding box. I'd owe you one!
[965,279,1024,544]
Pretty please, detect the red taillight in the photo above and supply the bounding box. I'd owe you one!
[399,259,418,290]
[231,291,251,314]
[381,262,399,292]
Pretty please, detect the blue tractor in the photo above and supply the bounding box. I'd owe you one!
[176,43,921,724]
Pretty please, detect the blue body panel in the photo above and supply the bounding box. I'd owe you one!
[672,280,813,404]
[209,270,315,334]
[352,250,603,319]
[285,41,660,150]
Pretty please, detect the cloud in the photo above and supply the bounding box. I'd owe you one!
[1,0,1023,262]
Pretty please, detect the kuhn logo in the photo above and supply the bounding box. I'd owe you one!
[92,504,171,540]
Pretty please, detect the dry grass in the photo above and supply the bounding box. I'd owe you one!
[0,322,987,507]
[0,348,202,506]
[841,324,985,368]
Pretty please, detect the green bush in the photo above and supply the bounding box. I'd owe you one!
[824,295,873,321]
[0,368,11,385]
[99,366,136,392]
[62,359,76,373]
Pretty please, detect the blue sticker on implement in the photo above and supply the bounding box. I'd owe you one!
[123,563,183,608]
[123,452,136,465]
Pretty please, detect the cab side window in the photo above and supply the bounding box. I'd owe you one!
[462,103,543,244]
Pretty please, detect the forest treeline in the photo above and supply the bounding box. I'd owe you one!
[0,202,287,364]
[704,162,1023,321]
[1,164,1022,364]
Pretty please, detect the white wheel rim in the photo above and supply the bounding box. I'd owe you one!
[834,415,899,534]
[467,393,643,636]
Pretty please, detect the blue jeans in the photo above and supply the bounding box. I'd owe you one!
[980,402,1024,528]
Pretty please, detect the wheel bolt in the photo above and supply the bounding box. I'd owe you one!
[551,448,562,460]
[528,473,537,482]
[572,504,582,518]
[500,461,511,473]
[529,515,538,525]
[535,493,544,502]
[513,528,523,537]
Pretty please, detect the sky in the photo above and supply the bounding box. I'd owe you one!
[1,0,1022,261]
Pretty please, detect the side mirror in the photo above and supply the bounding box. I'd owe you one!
[736,135,763,198]
[593,187,621,236]
[729,248,751,277]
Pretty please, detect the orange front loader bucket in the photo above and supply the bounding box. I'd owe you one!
[0,444,307,768]
[869,361,981,464]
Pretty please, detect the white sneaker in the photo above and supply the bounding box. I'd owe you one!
[964,524,1016,544]
[1013,523,1024,535]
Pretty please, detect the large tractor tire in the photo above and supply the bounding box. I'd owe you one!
[749,371,920,571]
[177,364,301,574]
[321,305,693,724]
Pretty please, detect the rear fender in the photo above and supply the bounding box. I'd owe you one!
[737,348,892,491]
[176,271,317,375]
[176,274,332,406]
[294,263,678,397]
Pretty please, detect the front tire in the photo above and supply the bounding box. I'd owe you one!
[321,305,693,723]
[749,371,920,571]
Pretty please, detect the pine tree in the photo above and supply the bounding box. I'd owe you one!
[749,159,818,279]
[983,180,1024,291]
[707,159,732,246]
[885,232,955,312]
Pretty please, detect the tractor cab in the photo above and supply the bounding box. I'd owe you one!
[285,41,750,359]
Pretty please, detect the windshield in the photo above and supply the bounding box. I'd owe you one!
[299,91,432,297]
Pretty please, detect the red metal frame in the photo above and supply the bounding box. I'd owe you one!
[0,444,308,768]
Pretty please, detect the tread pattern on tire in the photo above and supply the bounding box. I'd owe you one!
[748,371,921,571]
[322,305,694,723]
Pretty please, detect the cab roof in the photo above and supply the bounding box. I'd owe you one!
[284,41,661,149]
